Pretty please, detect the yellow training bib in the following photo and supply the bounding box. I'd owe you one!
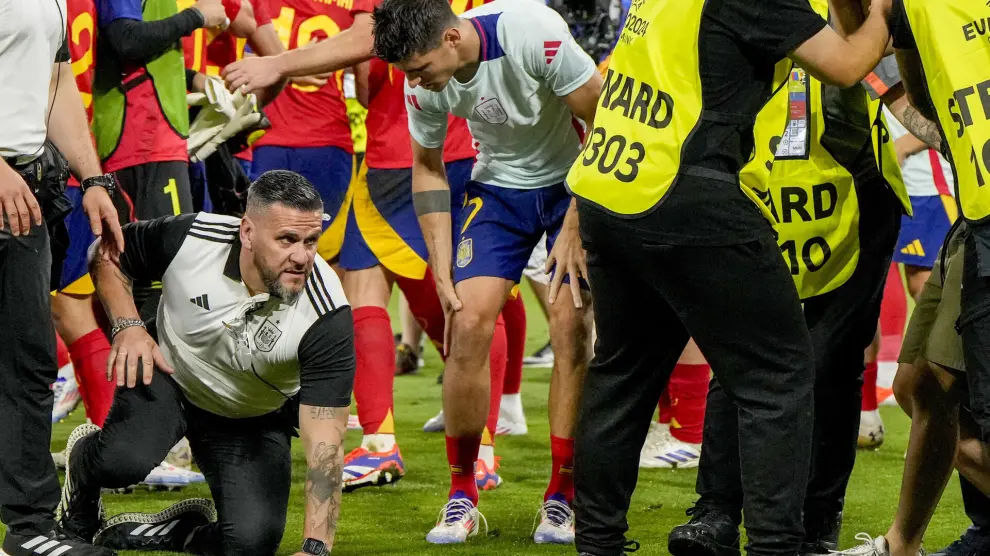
[904,0,990,223]
[566,0,705,216]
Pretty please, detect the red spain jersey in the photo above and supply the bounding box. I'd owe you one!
[207,1,274,162]
[363,0,482,169]
[253,0,372,151]
[67,0,98,187]
[67,0,97,121]
[207,0,273,74]
[180,0,243,73]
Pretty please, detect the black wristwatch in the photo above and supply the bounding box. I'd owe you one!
[80,173,117,197]
[301,538,328,556]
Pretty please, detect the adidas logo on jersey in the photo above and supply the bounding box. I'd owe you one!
[544,40,561,64]
[190,294,211,310]
[901,239,926,257]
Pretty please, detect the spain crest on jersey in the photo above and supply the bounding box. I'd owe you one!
[254,319,283,352]
[456,238,474,268]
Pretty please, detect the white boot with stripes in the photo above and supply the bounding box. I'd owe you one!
[1,531,115,556]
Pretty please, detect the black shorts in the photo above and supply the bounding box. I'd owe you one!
[113,160,192,224]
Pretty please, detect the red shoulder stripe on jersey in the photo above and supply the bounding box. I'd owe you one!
[929,149,952,197]
[544,40,562,64]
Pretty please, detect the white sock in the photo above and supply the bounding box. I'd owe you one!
[500,393,524,418]
[362,433,396,452]
[478,444,495,468]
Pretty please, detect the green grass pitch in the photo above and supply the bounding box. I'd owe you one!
[1,284,972,555]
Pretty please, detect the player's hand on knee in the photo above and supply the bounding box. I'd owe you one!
[107,327,175,388]
[546,220,588,310]
[0,166,42,237]
[435,275,462,356]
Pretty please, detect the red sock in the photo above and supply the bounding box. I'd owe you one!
[446,435,481,504]
[500,295,526,395]
[395,269,447,357]
[658,388,672,424]
[545,436,575,504]
[56,334,71,369]
[352,306,396,435]
[862,361,879,411]
[487,315,507,437]
[668,363,709,444]
[68,329,115,427]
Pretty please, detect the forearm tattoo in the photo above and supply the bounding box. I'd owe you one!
[305,412,346,544]
[901,104,943,153]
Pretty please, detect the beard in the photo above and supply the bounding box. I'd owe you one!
[258,263,308,305]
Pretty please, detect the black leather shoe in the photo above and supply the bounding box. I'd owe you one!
[801,511,842,555]
[668,506,741,556]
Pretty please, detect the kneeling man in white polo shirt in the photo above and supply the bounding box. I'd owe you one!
[56,170,354,556]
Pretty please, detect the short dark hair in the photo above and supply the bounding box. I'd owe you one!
[246,170,323,214]
[373,0,458,63]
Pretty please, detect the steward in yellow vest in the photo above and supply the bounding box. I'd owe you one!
[892,0,990,514]
[566,0,895,554]
[701,4,923,551]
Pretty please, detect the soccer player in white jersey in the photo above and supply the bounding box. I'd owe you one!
[372,0,602,545]
[56,171,355,556]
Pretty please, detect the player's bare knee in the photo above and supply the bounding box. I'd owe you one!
[342,267,391,309]
[892,362,922,410]
[909,360,957,413]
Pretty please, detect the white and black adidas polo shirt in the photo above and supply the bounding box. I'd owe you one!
[116,212,354,419]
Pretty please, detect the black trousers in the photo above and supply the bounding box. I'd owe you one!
[72,372,294,556]
[573,203,816,556]
[696,176,902,528]
[0,224,61,537]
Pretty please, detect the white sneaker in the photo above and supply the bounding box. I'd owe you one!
[423,410,445,433]
[52,450,67,471]
[347,414,362,431]
[834,534,916,556]
[639,422,673,468]
[533,496,575,544]
[140,462,206,491]
[52,365,82,424]
[426,496,486,544]
[523,342,554,368]
[164,439,192,470]
[653,439,702,469]
[858,410,885,449]
[496,394,528,436]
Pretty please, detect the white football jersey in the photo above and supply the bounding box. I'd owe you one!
[884,105,954,198]
[406,0,597,189]
[129,213,352,418]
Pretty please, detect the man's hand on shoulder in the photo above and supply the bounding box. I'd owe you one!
[223,55,283,95]
[82,186,125,255]
[193,0,229,30]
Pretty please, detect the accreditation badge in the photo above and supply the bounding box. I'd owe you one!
[776,67,811,160]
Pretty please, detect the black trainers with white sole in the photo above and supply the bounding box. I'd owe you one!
[56,424,105,543]
[94,498,216,552]
[1,530,116,556]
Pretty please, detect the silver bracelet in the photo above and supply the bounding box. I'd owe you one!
[110,317,146,340]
